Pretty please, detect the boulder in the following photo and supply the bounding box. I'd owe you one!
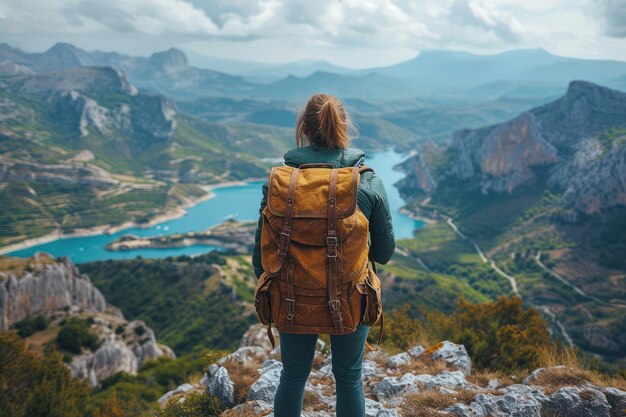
[205,365,236,408]
[414,370,480,391]
[247,360,283,403]
[542,386,611,417]
[372,373,418,401]
[598,387,626,417]
[158,383,194,405]
[387,352,411,369]
[427,341,472,376]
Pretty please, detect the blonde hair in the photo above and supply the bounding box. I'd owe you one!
[295,93,354,150]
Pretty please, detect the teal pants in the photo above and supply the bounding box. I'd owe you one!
[274,324,369,417]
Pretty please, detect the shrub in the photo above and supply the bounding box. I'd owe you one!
[379,296,554,371]
[0,332,90,417]
[155,392,221,417]
[56,318,101,354]
[11,314,49,338]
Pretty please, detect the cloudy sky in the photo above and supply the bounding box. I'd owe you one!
[0,0,624,68]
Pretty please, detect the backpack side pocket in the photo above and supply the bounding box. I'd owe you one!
[362,268,383,326]
[254,272,274,326]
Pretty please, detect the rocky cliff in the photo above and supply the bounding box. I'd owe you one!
[159,324,626,417]
[402,81,626,214]
[69,314,175,387]
[0,252,175,386]
[0,252,107,331]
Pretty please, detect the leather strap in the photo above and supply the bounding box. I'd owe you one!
[358,165,374,174]
[267,325,276,349]
[285,257,296,332]
[276,167,300,268]
[326,168,344,334]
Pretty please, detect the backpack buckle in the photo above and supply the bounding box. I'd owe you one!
[326,236,338,257]
[328,300,341,311]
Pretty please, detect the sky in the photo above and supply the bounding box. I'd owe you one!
[0,0,625,68]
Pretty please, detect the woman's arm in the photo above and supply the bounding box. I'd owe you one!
[252,182,268,279]
[358,172,396,264]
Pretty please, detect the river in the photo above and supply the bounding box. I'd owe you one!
[6,149,423,263]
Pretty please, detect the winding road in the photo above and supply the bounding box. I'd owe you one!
[442,217,573,346]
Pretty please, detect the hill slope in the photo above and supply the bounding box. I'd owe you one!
[399,81,626,365]
[0,66,266,247]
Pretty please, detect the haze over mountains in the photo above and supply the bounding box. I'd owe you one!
[3,42,626,101]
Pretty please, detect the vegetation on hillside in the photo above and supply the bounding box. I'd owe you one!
[372,296,552,371]
[80,251,257,354]
[0,332,90,417]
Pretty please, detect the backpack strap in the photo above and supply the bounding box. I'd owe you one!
[358,165,374,174]
[284,257,296,332]
[276,167,300,269]
[327,168,344,334]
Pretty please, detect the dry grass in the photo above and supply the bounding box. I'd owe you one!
[532,344,626,393]
[536,345,582,369]
[394,356,449,377]
[527,366,626,394]
[466,369,522,389]
[221,356,264,405]
[400,389,456,417]
[312,352,325,369]
[0,253,56,278]
[302,390,331,412]
[220,403,273,417]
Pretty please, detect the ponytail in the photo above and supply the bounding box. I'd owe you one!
[295,93,354,150]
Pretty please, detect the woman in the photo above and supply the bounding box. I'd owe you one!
[252,93,395,417]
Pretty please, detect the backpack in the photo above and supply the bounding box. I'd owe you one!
[254,163,383,348]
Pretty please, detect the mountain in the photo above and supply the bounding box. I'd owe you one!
[0,43,254,98]
[0,65,267,248]
[372,49,626,97]
[398,81,626,365]
[185,51,356,82]
[0,252,174,386]
[255,70,415,100]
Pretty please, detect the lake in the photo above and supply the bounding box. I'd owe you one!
[6,149,423,263]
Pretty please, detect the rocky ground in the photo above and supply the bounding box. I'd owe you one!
[159,324,626,417]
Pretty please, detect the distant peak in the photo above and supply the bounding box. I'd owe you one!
[48,42,79,52]
[149,48,188,70]
[566,80,605,95]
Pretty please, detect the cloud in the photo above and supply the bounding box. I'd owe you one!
[448,0,524,43]
[64,0,219,35]
[12,0,523,47]
[597,0,626,37]
[0,0,623,65]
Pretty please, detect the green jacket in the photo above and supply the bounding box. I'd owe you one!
[252,144,396,278]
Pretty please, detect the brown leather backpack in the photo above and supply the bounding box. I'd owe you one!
[254,163,383,348]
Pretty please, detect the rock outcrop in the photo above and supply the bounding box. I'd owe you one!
[0,253,175,386]
[0,252,107,331]
[70,316,175,386]
[401,81,626,215]
[159,324,626,417]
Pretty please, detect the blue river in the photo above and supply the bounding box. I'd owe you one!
[6,150,423,263]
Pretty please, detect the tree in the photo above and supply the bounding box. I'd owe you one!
[0,332,90,417]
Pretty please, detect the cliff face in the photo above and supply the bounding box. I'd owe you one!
[159,324,626,417]
[70,316,175,386]
[0,252,175,386]
[0,252,107,331]
[402,81,626,214]
[450,112,558,193]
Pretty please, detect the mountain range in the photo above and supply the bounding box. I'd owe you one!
[3,43,626,102]
[399,80,626,366]
[0,62,276,247]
